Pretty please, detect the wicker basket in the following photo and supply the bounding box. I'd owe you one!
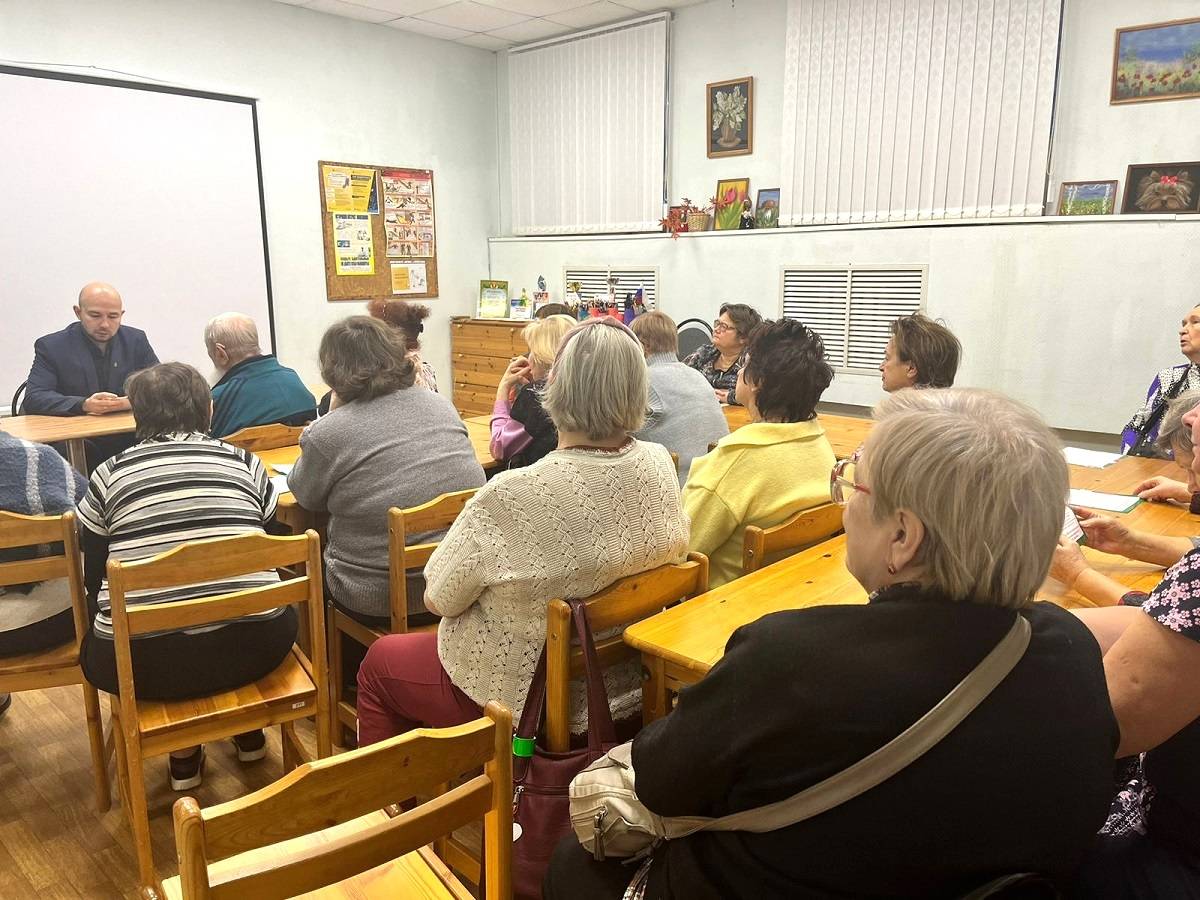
[686,211,710,232]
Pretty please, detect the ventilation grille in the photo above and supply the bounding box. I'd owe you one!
[782,266,926,374]
[564,266,658,308]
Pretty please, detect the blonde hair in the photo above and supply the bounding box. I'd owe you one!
[630,310,678,356]
[523,314,577,370]
[863,388,1067,609]
[1157,388,1200,456]
[542,321,647,440]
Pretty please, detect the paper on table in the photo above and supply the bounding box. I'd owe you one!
[1063,447,1123,469]
[270,474,290,494]
[1068,488,1140,514]
[271,462,294,475]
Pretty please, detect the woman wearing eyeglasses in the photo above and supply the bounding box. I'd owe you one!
[682,302,762,404]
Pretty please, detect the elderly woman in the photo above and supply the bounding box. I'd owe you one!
[1121,304,1200,456]
[1067,399,1200,896]
[879,312,962,392]
[1051,390,1200,608]
[356,317,689,743]
[683,302,762,404]
[490,313,576,468]
[289,317,485,630]
[631,310,729,485]
[683,319,836,588]
[546,388,1118,899]
[77,362,297,790]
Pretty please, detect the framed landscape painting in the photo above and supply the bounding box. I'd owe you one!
[1121,163,1200,214]
[707,77,753,158]
[1112,17,1200,104]
[1057,181,1118,216]
[755,188,781,227]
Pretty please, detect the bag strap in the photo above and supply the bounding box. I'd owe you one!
[672,614,1031,837]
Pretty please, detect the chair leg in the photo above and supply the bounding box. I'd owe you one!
[281,721,302,772]
[114,721,159,895]
[80,682,111,813]
[329,616,346,749]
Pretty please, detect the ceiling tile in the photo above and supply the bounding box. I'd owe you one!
[486,17,573,41]
[546,0,636,28]
[417,0,529,29]
[303,0,400,22]
[271,0,312,6]
[457,32,515,49]
[480,0,591,17]
[614,0,701,9]
[357,0,458,14]
[385,16,473,38]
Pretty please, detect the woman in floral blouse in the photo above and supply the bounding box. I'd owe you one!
[683,302,761,405]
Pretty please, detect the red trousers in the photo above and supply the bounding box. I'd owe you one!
[356,631,483,746]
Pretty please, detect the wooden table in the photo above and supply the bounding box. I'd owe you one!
[626,452,1189,720]
[0,411,136,471]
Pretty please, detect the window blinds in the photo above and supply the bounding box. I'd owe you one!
[779,0,1062,225]
[508,16,669,235]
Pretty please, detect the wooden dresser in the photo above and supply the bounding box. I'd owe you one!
[450,317,529,417]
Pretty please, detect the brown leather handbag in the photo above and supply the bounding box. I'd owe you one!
[511,597,618,898]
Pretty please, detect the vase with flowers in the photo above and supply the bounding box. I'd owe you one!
[659,197,714,238]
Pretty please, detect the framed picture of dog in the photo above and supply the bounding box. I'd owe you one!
[1121,162,1200,214]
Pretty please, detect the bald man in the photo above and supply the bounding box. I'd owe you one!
[205,312,315,438]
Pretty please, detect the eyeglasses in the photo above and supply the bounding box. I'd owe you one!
[830,458,870,506]
[712,320,736,335]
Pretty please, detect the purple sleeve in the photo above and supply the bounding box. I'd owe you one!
[490,397,533,461]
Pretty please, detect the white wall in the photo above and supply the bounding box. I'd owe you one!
[0,0,499,388]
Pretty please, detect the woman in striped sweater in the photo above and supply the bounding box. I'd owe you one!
[77,363,297,790]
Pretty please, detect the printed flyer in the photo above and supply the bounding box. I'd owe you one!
[380,169,435,257]
[323,165,378,213]
[332,212,374,275]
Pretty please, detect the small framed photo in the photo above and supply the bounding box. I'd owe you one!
[707,77,753,159]
[713,178,751,230]
[1057,181,1118,216]
[1121,163,1200,214]
[755,188,781,227]
[478,279,509,319]
[1112,17,1200,105]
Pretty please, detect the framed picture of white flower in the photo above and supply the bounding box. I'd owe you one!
[707,77,753,158]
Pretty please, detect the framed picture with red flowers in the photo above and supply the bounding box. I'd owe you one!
[713,178,750,230]
[1112,17,1200,105]
[1121,163,1200,214]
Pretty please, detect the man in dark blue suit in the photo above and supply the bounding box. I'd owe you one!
[25,282,159,466]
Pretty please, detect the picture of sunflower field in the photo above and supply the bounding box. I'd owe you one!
[1112,17,1200,104]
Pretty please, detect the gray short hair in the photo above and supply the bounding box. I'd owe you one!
[319,316,416,403]
[864,388,1067,609]
[542,321,647,440]
[204,313,261,358]
[1157,388,1200,456]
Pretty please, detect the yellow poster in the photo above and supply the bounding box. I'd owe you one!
[391,261,427,295]
[333,213,374,275]
[323,165,378,213]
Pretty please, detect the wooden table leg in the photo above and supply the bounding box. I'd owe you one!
[641,654,669,724]
[67,438,88,473]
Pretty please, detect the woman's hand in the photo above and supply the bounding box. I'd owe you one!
[1074,507,1133,556]
[1134,475,1192,504]
[1049,535,1090,588]
[714,389,729,404]
[496,356,532,402]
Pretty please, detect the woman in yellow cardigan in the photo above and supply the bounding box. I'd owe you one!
[683,319,836,587]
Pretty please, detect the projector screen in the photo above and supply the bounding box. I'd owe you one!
[0,66,273,411]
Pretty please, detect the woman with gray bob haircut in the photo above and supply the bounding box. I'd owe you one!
[546,388,1117,899]
[1050,388,1200,608]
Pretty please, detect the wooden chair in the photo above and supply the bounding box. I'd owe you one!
[163,701,512,900]
[329,489,478,747]
[106,530,332,896]
[742,502,844,575]
[222,423,306,452]
[0,510,110,812]
[545,552,709,751]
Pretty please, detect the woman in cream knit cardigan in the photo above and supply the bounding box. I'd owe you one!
[356,317,690,744]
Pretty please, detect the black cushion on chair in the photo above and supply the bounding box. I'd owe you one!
[676,319,713,362]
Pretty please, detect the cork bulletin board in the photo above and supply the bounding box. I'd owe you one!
[318,159,439,301]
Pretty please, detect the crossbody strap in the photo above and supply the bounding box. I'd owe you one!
[669,614,1032,837]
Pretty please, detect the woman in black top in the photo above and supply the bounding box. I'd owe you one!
[546,388,1118,899]
[682,302,761,405]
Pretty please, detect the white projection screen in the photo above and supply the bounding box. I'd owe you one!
[0,66,274,411]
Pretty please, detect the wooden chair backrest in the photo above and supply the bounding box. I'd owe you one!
[222,423,306,452]
[387,489,478,632]
[106,531,327,730]
[544,552,709,751]
[742,502,843,575]
[0,510,88,652]
[172,701,513,900]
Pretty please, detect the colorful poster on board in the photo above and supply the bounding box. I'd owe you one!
[380,169,435,257]
[323,165,378,213]
[391,261,428,295]
[332,212,374,275]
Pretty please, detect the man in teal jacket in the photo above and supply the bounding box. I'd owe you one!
[205,313,316,438]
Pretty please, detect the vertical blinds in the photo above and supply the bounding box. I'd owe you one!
[779,0,1062,225]
[508,17,669,235]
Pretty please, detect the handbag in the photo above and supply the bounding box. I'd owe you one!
[569,613,1032,861]
[512,598,618,898]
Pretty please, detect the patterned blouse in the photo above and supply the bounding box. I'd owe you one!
[1107,549,1200,850]
[683,342,744,405]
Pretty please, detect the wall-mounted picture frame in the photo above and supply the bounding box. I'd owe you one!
[1122,163,1200,214]
[1112,17,1200,105]
[714,178,751,230]
[755,188,781,227]
[1057,181,1118,216]
[707,77,753,158]
[478,279,509,318]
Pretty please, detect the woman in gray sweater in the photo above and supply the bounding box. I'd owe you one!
[289,317,486,628]
[632,311,729,485]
